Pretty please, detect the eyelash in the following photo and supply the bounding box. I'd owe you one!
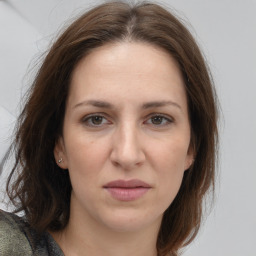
[81,113,111,127]
[81,113,173,128]
[144,114,173,126]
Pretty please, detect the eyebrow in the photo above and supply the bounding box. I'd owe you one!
[142,101,181,110]
[73,100,113,109]
[73,100,181,110]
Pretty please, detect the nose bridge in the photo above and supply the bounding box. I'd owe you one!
[111,120,145,168]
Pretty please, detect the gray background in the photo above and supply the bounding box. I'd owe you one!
[0,0,256,255]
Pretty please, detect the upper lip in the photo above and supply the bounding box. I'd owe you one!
[103,179,151,188]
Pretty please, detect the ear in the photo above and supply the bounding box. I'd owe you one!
[54,137,68,169]
[184,145,195,171]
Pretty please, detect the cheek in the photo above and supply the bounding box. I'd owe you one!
[64,137,109,203]
[64,133,110,177]
[151,135,190,171]
[151,137,189,199]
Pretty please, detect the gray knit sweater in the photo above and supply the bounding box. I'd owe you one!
[0,210,64,256]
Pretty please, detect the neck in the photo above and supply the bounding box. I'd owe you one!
[54,224,159,256]
[51,198,161,256]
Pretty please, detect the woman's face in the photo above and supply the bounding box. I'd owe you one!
[55,42,193,233]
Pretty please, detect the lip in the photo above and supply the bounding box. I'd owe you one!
[103,179,152,201]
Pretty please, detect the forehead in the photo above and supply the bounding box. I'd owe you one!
[68,42,187,109]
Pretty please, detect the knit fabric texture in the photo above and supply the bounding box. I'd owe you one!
[0,210,64,256]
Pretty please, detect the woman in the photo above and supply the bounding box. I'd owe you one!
[0,1,218,256]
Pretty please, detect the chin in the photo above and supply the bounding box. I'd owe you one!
[98,209,162,233]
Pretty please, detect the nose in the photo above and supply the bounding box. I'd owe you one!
[110,123,145,170]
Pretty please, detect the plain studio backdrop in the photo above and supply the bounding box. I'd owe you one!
[0,0,255,255]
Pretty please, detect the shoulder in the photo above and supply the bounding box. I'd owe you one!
[0,210,64,256]
[0,209,33,255]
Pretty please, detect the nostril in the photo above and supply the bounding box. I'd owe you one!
[111,160,120,167]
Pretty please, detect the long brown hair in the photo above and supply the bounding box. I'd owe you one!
[3,1,218,255]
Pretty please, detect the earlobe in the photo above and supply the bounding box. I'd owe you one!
[185,156,194,171]
[54,137,68,169]
[185,144,195,171]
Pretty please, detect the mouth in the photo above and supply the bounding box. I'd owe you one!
[103,179,152,201]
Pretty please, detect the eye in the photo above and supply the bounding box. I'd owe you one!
[82,114,110,127]
[145,114,173,126]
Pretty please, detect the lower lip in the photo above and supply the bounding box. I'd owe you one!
[104,187,150,201]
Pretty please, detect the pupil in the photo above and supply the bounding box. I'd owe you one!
[152,116,162,124]
[92,116,102,125]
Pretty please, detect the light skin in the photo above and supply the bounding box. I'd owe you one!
[52,42,194,256]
